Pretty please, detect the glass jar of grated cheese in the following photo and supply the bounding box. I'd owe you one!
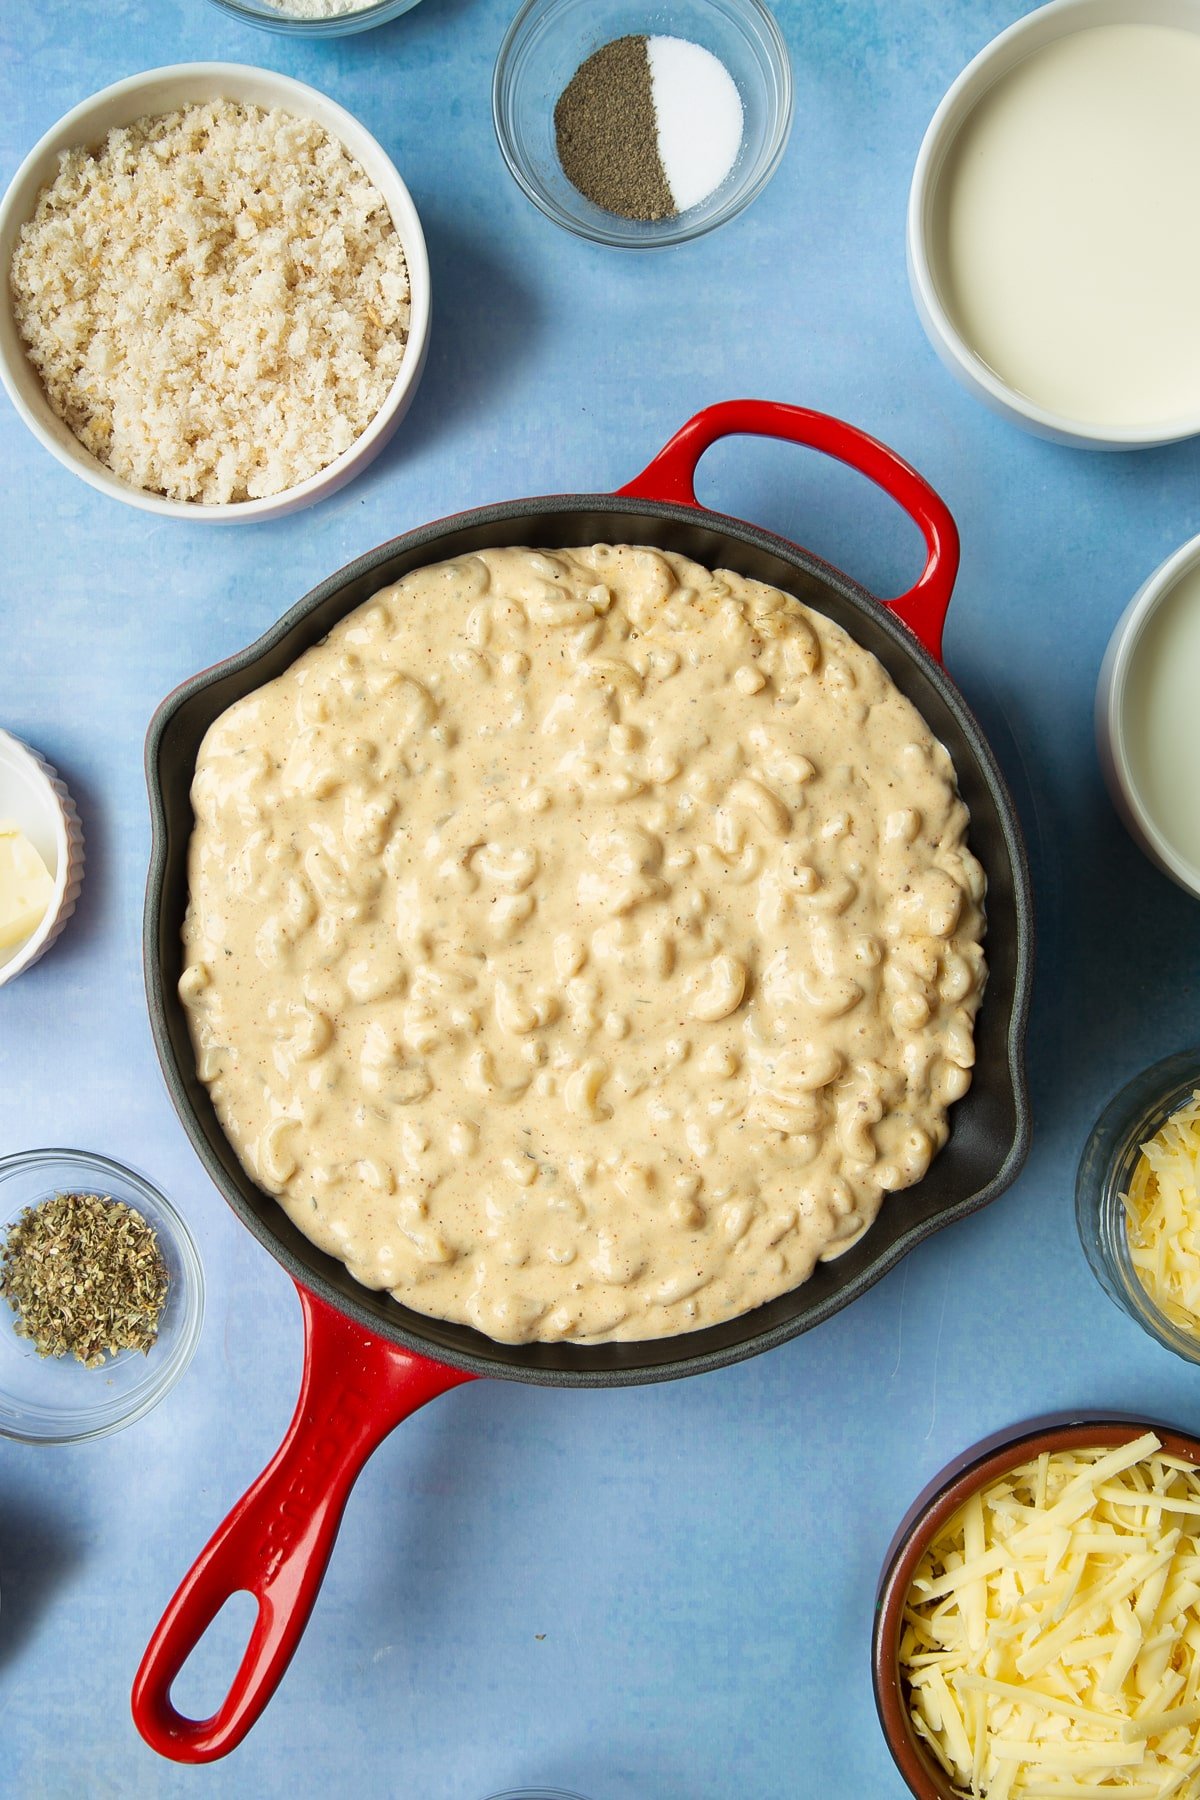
[1076,1048,1200,1366]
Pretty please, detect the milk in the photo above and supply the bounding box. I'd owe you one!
[939,23,1200,427]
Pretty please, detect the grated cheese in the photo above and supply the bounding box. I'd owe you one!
[1123,1094,1200,1338]
[899,1438,1200,1796]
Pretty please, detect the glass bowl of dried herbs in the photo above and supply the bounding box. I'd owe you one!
[0,1149,203,1444]
[493,0,793,247]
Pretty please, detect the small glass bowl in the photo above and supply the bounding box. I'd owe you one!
[483,1791,593,1799]
[493,0,793,248]
[0,1150,204,1444]
[202,0,423,36]
[1076,1049,1200,1365]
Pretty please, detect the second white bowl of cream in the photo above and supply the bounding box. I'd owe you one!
[908,0,1200,448]
[1097,530,1200,897]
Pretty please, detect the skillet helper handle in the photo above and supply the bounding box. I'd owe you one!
[616,399,960,664]
[132,1285,476,1763]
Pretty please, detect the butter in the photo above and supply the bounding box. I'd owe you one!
[0,820,55,950]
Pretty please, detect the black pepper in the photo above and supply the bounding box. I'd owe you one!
[553,36,675,222]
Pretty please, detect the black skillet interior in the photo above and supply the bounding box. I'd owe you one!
[145,496,1033,1386]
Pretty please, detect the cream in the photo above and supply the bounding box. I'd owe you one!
[938,23,1200,428]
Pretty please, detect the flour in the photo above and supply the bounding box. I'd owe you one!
[259,0,377,17]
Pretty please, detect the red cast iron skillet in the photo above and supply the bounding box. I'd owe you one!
[133,401,1033,1760]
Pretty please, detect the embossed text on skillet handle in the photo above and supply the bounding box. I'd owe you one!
[615,399,960,665]
[131,1283,476,1763]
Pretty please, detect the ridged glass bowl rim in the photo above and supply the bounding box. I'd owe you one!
[1075,1049,1200,1366]
[0,1147,205,1444]
[482,1790,594,1799]
[492,0,795,248]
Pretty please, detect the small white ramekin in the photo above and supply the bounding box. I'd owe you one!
[0,729,85,989]
[1096,530,1200,898]
[908,0,1200,450]
[0,64,431,523]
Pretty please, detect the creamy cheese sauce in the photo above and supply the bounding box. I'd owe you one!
[938,23,1200,427]
[180,547,986,1344]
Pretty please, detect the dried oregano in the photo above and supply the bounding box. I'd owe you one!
[554,37,674,221]
[0,1191,169,1368]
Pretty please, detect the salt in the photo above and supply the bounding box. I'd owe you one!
[647,36,744,213]
[553,32,745,222]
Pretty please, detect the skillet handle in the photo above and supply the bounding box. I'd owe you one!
[615,399,960,664]
[131,1284,476,1763]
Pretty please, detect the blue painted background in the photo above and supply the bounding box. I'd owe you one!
[2,2,1199,1795]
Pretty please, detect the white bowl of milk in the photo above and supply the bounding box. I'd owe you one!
[908,0,1200,449]
[1098,536,1200,896]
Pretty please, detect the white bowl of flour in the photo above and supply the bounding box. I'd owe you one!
[203,0,423,36]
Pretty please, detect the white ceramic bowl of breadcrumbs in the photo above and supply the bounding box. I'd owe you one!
[0,65,431,522]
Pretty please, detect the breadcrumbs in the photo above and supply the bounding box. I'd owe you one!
[9,101,410,504]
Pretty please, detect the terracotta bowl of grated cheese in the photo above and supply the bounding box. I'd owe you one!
[0,64,431,522]
[1077,1050,1200,1368]
[873,1416,1200,1799]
